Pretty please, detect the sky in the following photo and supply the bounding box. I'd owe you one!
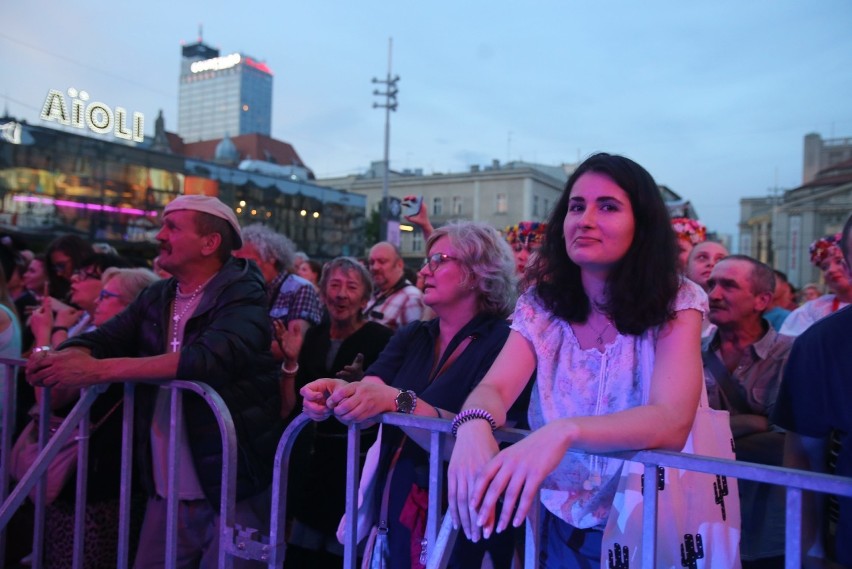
[3,1,851,243]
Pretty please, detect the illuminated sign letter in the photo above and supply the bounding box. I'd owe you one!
[40,88,145,143]
[86,102,113,134]
[40,89,69,125]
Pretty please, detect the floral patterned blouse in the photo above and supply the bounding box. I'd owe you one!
[510,278,707,529]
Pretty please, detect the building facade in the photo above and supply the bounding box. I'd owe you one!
[178,40,273,143]
[0,117,365,259]
[317,160,573,260]
[803,132,852,184]
[740,157,852,287]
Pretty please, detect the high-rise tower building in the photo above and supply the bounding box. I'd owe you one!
[178,39,273,143]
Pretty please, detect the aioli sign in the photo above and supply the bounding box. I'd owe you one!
[40,87,145,143]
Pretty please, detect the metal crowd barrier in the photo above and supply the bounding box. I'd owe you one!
[0,363,241,569]
[2,353,852,569]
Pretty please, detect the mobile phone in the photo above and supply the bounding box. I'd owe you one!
[401,195,423,217]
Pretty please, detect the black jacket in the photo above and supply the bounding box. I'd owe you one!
[64,257,284,507]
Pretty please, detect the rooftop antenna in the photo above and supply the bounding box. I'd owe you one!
[198,23,203,43]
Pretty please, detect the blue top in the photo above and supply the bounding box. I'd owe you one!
[366,313,530,568]
[772,305,852,566]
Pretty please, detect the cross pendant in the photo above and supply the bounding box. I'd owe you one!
[171,337,180,352]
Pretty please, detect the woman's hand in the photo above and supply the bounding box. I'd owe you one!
[273,319,303,366]
[472,419,573,538]
[447,420,500,542]
[327,380,397,425]
[54,304,82,329]
[402,195,434,239]
[300,378,347,421]
[28,304,54,346]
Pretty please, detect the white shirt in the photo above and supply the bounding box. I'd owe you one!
[511,279,707,529]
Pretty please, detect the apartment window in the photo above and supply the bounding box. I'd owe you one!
[533,196,539,216]
[433,196,443,216]
[496,193,508,214]
[452,195,463,215]
[543,199,550,216]
[412,231,423,252]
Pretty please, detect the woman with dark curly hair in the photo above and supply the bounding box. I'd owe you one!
[447,153,707,567]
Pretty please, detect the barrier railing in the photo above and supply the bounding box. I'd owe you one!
[3,357,851,569]
[0,370,242,569]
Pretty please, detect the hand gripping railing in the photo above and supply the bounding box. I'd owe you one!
[272,411,852,569]
[0,374,245,569]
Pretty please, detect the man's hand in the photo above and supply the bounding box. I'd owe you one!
[27,349,102,389]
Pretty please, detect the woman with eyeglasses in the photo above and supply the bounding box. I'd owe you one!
[301,221,528,569]
[29,253,130,350]
[446,154,706,568]
[26,265,159,569]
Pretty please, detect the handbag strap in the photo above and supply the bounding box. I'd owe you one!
[91,398,123,432]
[701,350,751,414]
[378,437,406,531]
[429,334,475,383]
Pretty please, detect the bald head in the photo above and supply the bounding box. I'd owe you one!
[368,242,404,294]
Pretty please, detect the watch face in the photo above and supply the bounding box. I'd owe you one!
[395,390,416,414]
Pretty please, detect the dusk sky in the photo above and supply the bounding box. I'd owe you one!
[3,0,851,243]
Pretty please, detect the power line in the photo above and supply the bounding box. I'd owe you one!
[0,32,175,100]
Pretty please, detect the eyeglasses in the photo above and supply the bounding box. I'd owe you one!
[97,289,122,302]
[421,253,458,273]
[52,261,67,274]
[73,268,101,281]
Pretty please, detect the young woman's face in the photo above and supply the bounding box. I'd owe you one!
[563,172,635,275]
[23,259,47,292]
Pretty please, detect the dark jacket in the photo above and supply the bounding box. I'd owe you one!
[63,257,284,507]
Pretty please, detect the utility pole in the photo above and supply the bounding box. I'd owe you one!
[372,38,399,242]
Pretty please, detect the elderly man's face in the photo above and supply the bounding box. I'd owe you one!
[155,210,209,276]
[368,243,403,293]
[706,259,769,328]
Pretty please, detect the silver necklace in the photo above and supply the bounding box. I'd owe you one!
[587,315,613,345]
[170,276,215,352]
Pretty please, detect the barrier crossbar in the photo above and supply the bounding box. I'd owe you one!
[3,357,852,569]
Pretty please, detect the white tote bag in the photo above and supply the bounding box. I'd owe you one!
[601,336,741,568]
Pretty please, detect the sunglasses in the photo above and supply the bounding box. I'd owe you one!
[421,253,458,273]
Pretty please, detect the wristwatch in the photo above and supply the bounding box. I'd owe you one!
[394,389,417,414]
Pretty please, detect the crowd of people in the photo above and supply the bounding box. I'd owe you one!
[0,152,849,569]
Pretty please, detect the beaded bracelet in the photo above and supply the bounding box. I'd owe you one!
[451,408,498,437]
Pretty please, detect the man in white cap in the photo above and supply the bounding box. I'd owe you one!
[27,195,284,568]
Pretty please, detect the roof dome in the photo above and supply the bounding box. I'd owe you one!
[214,135,239,164]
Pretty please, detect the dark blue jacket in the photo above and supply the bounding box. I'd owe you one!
[64,257,284,507]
